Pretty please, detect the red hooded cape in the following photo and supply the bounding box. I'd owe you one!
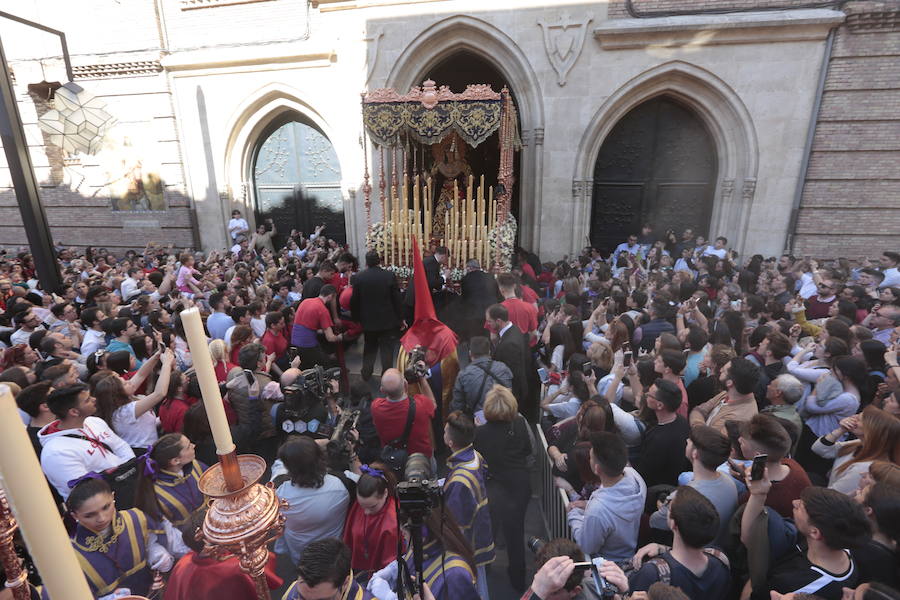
[400,237,458,363]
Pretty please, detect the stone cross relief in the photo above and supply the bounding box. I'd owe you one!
[538,13,593,86]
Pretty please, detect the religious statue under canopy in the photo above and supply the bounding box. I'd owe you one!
[430,131,472,242]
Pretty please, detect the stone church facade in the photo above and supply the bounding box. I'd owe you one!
[1,0,897,260]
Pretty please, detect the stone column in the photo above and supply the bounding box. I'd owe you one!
[519,129,533,249]
[531,127,545,255]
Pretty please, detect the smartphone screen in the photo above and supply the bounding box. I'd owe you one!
[750,454,768,481]
[623,351,633,367]
[537,368,549,384]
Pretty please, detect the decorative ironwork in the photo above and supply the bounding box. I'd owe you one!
[254,127,290,180]
[362,81,504,147]
[73,61,163,79]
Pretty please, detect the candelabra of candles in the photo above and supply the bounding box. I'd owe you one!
[382,174,497,271]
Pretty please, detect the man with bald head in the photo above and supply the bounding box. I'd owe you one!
[370,367,436,460]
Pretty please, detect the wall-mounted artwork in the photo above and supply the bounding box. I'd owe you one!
[99,132,167,211]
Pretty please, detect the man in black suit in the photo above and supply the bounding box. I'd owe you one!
[350,251,404,381]
[460,259,500,340]
[486,303,537,422]
[404,245,450,321]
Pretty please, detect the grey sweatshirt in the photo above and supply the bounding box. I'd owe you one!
[567,466,647,562]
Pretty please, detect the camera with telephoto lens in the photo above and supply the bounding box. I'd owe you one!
[403,346,429,383]
[396,452,442,523]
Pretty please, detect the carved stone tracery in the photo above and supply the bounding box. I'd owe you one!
[538,13,594,86]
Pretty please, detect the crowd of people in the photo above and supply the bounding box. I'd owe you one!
[0,215,898,600]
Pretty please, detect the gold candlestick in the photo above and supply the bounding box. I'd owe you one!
[0,489,32,600]
[198,455,286,600]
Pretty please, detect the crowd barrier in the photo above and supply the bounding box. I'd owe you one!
[535,424,573,542]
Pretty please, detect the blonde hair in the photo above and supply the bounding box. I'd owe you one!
[209,339,227,363]
[587,341,613,372]
[483,384,518,423]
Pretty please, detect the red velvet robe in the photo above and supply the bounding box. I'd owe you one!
[342,495,399,573]
[162,552,282,600]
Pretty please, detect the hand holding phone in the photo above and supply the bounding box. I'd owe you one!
[750,454,768,481]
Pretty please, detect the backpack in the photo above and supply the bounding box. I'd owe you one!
[646,548,730,585]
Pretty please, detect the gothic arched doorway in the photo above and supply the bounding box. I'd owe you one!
[252,114,345,245]
[590,96,717,254]
[424,50,522,227]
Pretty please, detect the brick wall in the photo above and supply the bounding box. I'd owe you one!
[607,0,801,19]
[793,1,900,258]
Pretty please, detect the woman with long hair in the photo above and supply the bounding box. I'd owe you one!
[342,464,399,574]
[227,324,254,366]
[158,371,195,434]
[273,436,350,565]
[93,349,175,451]
[208,338,236,383]
[812,405,900,494]
[66,477,173,598]
[541,354,597,420]
[144,308,172,337]
[859,339,888,408]
[545,323,576,372]
[802,355,866,438]
[133,433,206,558]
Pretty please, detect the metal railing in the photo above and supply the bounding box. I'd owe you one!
[535,425,573,541]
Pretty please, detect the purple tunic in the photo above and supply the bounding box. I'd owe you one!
[72,509,155,597]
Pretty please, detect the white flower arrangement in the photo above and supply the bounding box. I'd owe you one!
[488,213,517,271]
[366,221,385,251]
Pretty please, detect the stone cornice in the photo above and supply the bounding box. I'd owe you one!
[180,0,275,10]
[312,0,446,12]
[594,9,845,49]
[161,42,334,72]
[72,61,163,79]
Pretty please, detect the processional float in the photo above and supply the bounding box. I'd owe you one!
[361,79,520,276]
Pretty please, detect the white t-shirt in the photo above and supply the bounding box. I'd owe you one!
[251,317,266,338]
[112,401,160,448]
[228,217,249,241]
[701,246,727,260]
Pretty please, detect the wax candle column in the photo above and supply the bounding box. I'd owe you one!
[0,385,94,600]
[180,308,235,456]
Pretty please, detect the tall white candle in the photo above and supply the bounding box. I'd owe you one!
[180,308,235,455]
[0,385,94,600]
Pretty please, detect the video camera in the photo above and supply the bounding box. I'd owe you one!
[403,346,429,384]
[276,365,341,437]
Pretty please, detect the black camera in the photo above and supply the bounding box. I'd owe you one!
[276,365,341,437]
[396,453,441,524]
[403,346,429,383]
[527,536,545,555]
[330,406,360,447]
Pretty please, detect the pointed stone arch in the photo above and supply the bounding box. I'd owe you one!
[573,61,759,255]
[222,83,358,244]
[385,15,546,250]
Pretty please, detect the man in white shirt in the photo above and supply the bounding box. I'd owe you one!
[38,383,135,499]
[10,308,44,347]
[608,234,641,264]
[879,251,900,288]
[228,209,249,242]
[79,307,107,356]
[701,236,729,260]
[119,267,143,302]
